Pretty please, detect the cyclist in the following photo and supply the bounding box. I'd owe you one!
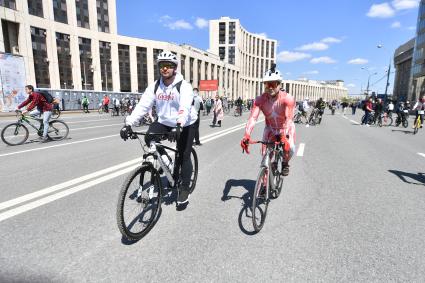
[81,95,90,113]
[315,97,326,124]
[235,96,243,116]
[120,51,197,206]
[374,98,384,125]
[301,97,310,119]
[16,85,53,142]
[102,95,110,113]
[412,95,425,128]
[240,64,296,176]
[113,97,120,116]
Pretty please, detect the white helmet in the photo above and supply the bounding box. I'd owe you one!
[157,51,178,66]
[262,64,282,82]
[305,97,309,100]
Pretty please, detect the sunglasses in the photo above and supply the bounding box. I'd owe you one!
[158,62,176,70]
[264,81,279,88]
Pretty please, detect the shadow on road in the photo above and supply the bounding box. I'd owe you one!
[388,170,425,186]
[120,207,163,245]
[221,179,257,235]
[391,129,413,135]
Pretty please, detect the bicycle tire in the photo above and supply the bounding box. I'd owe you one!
[223,108,230,114]
[52,110,61,119]
[270,152,283,199]
[1,123,29,146]
[383,116,393,127]
[413,118,420,135]
[402,119,408,128]
[189,147,198,194]
[252,167,269,232]
[47,120,69,141]
[117,165,162,241]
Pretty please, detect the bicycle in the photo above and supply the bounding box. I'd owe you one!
[233,105,242,117]
[379,112,393,127]
[308,108,321,126]
[1,110,69,146]
[293,111,308,124]
[243,136,288,232]
[116,131,198,241]
[223,105,230,114]
[394,110,409,128]
[413,110,424,135]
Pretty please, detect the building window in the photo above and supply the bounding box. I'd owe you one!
[197,60,202,83]
[31,26,50,88]
[190,57,194,83]
[76,0,90,29]
[99,41,112,91]
[229,22,236,44]
[153,48,163,81]
[271,42,275,59]
[180,54,186,77]
[53,0,67,24]
[261,40,265,57]
[96,0,109,32]
[0,0,16,9]
[1,20,19,53]
[79,37,93,90]
[136,47,148,92]
[28,0,44,17]
[211,64,215,80]
[256,58,259,77]
[118,44,131,92]
[56,33,73,89]
[219,22,226,44]
[266,41,269,58]
[256,38,260,56]
[205,62,208,80]
[228,46,235,64]
[219,47,225,61]
[217,66,221,85]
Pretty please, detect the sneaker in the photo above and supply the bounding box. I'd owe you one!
[195,142,202,146]
[177,185,190,205]
[282,164,289,176]
[40,137,49,143]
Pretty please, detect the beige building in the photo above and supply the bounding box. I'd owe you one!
[282,79,347,102]
[0,2,346,101]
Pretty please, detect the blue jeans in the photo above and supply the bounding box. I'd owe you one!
[30,110,52,138]
[362,111,370,125]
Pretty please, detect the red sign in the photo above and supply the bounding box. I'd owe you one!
[199,80,218,91]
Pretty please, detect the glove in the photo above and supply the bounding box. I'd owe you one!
[120,125,132,141]
[240,134,250,154]
[168,123,182,142]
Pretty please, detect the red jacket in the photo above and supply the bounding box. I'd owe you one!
[18,92,53,112]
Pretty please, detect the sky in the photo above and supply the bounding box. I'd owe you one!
[116,0,419,95]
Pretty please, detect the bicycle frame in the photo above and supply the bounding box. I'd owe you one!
[145,142,177,187]
[17,114,44,133]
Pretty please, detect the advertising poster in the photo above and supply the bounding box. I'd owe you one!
[0,53,27,112]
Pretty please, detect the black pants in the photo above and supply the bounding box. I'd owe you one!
[83,104,89,113]
[145,122,195,189]
[194,111,201,144]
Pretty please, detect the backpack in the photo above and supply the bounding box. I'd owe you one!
[362,103,367,111]
[39,90,53,104]
[154,80,183,95]
[206,99,211,107]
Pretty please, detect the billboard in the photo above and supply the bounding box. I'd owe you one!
[199,80,218,91]
[0,53,27,112]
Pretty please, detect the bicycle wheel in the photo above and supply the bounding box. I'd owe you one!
[117,165,162,241]
[1,123,29,146]
[270,152,284,199]
[47,120,69,141]
[413,118,420,135]
[402,119,408,128]
[189,147,198,194]
[382,115,393,127]
[223,107,230,114]
[98,107,103,114]
[252,167,269,232]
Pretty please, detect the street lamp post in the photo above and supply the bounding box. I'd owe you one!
[361,67,377,96]
[377,44,391,97]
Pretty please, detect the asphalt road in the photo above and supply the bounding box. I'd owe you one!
[0,109,424,282]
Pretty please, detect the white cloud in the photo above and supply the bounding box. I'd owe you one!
[303,70,319,75]
[367,3,396,18]
[391,21,401,28]
[256,32,267,38]
[348,58,369,65]
[164,19,193,30]
[159,15,172,23]
[277,51,312,63]
[408,26,416,30]
[347,83,356,88]
[195,17,208,29]
[321,37,342,44]
[392,0,419,10]
[296,42,329,51]
[310,56,337,64]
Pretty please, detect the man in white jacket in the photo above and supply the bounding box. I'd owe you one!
[120,51,197,206]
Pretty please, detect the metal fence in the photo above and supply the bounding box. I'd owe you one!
[38,89,142,111]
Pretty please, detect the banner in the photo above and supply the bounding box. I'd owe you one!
[199,80,218,91]
[0,53,27,112]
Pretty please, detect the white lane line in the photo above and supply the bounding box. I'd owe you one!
[0,134,117,158]
[0,158,143,211]
[66,118,115,124]
[297,143,305,156]
[342,116,348,120]
[72,123,122,131]
[0,164,138,222]
[418,153,425,159]
[350,119,360,125]
[201,119,265,143]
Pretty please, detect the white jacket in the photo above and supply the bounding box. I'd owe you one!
[126,73,197,127]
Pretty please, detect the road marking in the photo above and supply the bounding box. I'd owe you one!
[418,153,425,159]
[342,116,348,120]
[0,164,139,222]
[297,143,305,156]
[200,119,265,143]
[72,123,122,131]
[65,118,115,124]
[0,134,117,158]
[350,119,360,125]
[0,157,143,212]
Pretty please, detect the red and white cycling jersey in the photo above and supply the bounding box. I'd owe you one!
[244,90,296,159]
